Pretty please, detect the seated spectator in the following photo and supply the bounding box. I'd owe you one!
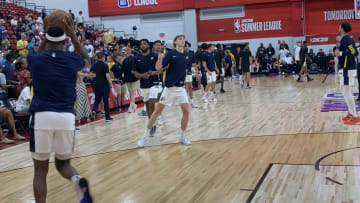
[10,16,18,26]
[17,33,29,56]
[15,80,31,114]
[328,49,334,57]
[0,105,26,143]
[33,43,39,53]
[317,49,325,57]
[35,19,43,31]
[14,56,30,96]
[28,37,36,53]
[281,53,295,73]
[0,65,14,105]
[3,53,19,99]
[279,44,289,61]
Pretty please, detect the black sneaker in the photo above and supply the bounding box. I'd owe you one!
[90,111,96,121]
[220,89,226,93]
[78,178,93,203]
[149,125,157,137]
[105,118,113,122]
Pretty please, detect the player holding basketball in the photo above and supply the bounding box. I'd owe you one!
[29,13,92,203]
[335,22,360,125]
[138,35,192,147]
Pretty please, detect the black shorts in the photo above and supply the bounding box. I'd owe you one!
[242,64,250,73]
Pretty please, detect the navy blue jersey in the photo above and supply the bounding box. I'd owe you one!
[225,55,232,68]
[202,51,216,71]
[111,63,123,83]
[162,50,191,88]
[28,50,85,114]
[339,35,358,70]
[132,52,158,89]
[186,50,195,73]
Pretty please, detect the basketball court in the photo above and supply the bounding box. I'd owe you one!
[1,75,360,202]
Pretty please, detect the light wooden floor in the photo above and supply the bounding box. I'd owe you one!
[1,74,360,203]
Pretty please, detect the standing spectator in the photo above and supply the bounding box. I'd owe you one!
[89,52,113,121]
[256,43,267,70]
[122,47,138,113]
[69,10,75,20]
[102,29,114,45]
[317,49,325,57]
[75,71,94,126]
[16,23,26,40]
[41,8,47,20]
[17,33,29,56]
[84,39,94,58]
[29,37,36,53]
[107,56,115,71]
[279,44,289,61]
[10,16,18,26]
[110,55,125,110]
[35,19,43,31]
[239,43,253,89]
[76,11,85,27]
[281,40,289,50]
[0,20,7,41]
[266,43,275,59]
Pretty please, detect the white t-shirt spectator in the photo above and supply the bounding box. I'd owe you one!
[0,72,6,94]
[76,14,85,24]
[11,19,18,26]
[85,44,94,58]
[295,46,301,61]
[279,49,289,61]
[15,86,31,113]
[283,56,293,65]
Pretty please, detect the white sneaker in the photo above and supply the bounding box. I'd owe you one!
[191,102,199,108]
[180,135,191,145]
[202,96,209,103]
[128,103,133,113]
[157,116,163,126]
[137,136,147,147]
[211,97,217,103]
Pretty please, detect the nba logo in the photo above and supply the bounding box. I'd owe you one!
[234,19,241,33]
[118,0,131,8]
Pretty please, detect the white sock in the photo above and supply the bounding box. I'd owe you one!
[144,128,151,137]
[143,105,146,111]
[71,175,81,185]
[210,92,214,97]
[342,85,358,117]
[181,130,185,137]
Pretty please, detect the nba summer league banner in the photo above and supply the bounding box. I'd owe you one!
[118,0,159,8]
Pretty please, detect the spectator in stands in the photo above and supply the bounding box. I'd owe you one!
[14,56,30,96]
[75,70,95,126]
[33,43,39,53]
[89,52,113,121]
[69,10,75,20]
[35,19,43,31]
[317,49,325,57]
[107,56,115,71]
[84,39,94,58]
[281,40,289,50]
[41,8,46,20]
[111,55,126,110]
[3,53,19,99]
[28,37,36,53]
[266,43,275,59]
[15,23,26,40]
[10,16,18,26]
[1,40,10,53]
[102,29,114,45]
[122,47,138,113]
[0,105,26,143]
[15,74,31,114]
[279,44,289,61]
[281,53,294,74]
[257,43,267,71]
[0,64,14,105]
[17,33,29,56]
[0,20,6,40]
[76,11,85,27]
[328,49,334,57]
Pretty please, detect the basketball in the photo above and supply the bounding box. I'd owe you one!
[43,9,72,32]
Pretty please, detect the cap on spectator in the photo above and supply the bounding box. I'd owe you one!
[46,26,66,42]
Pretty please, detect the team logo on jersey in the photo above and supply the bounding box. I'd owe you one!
[150,57,154,60]
[234,19,241,33]
[186,56,189,60]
